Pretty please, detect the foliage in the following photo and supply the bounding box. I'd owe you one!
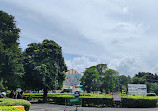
[45,93,157,108]
[131,72,158,92]
[80,66,101,92]
[23,39,67,101]
[116,75,131,92]
[81,64,119,93]
[0,10,24,90]
[0,106,22,111]
[23,93,158,99]
[148,83,158,94]
[122,98,157,108]
[146,93,156,96]
[100,69,119,93]
[0,98,31,111]
[0,78,5,91]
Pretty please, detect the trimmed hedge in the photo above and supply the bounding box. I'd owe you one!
[0,98,31,111]
[122,98,157,108]
[0,106,22,111]
[22,93,158,108]
[52,97,157,108]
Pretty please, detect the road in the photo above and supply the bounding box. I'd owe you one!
[30,103,158,111]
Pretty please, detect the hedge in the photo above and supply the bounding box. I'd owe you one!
[0,98,31,111]
[0,106,22,111]
[22,93,158,108]
[51,97,157,108]
[122,98,157,108]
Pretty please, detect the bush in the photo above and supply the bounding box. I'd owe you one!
[122,98,157,108]
[82,98,113,107]
[0,98,31,111]
[23,93,158,108]
[0,106,22,111]
[147,93,156,96]
[51,97,157,108]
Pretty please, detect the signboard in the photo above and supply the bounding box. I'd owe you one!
[113,95,121,101]
[74,91,80,98]
[128,84,147,95]
[70,98,79,102]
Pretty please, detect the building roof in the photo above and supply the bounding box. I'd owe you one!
[65,69,79,74]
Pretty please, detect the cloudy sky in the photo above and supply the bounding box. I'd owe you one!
[1,0,158,76]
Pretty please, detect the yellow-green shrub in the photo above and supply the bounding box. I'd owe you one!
[0,98,31,111]
[0,106,22,111]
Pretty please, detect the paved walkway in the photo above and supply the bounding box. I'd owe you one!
[30,103,158,111]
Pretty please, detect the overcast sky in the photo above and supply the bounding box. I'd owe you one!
[1,0,158,76]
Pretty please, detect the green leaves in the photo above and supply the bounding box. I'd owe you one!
[0,98,31,111]
[81,64,119,93]
[0,10,24,90]
[81,67,100,92]
[23,39,67,90]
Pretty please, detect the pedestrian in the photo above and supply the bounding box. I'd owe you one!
[9,91,14,98]
[1,91,6,98]
[20,91,23,99]
[17,91,23,99]
[14,91,17,99]
[17,92,21,99]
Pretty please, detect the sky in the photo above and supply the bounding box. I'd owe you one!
[1,0,158,76]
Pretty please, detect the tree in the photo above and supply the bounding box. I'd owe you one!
[0,10,24,90]
[149,83,158,94]
[116,75,130,92]
[100,69,119,93]
[80,66,101,92]
[23,39,67,101]
[80,64,119,93]
[131,72,158,92]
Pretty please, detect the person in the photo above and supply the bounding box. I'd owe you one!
[9,91,14,98]
[20,91,23,99]
[1,91,6,98]
[17,92,21,99]
[17,91,23,99]
[14,91,17,99]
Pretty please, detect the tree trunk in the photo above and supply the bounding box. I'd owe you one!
[43,88,48,102]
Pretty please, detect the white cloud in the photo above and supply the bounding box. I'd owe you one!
[65,56,158,77]
[1,0,158,76]
[65,56,102,75]
[109,57,148,76]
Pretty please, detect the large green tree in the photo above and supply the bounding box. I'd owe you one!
[0,10,24,90]
[80,66,101,92]
[23,39,67,101]
[131,72,158,92]
[116,75,130,93]
[81,64,119,93]
[100,69,119,93]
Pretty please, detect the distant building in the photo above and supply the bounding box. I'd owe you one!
[63,69,81,89]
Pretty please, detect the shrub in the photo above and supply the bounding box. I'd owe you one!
[51,97,157,108]
[0,106,22,111]
[147,93,156,96]
[0,98,31,111]
[23,93,158,108]
[122,98,157,108]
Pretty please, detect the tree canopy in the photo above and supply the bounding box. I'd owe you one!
[131,72,158,93]
[23,39,67,101]
[0,10,24,90]
[81,64,119,93]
